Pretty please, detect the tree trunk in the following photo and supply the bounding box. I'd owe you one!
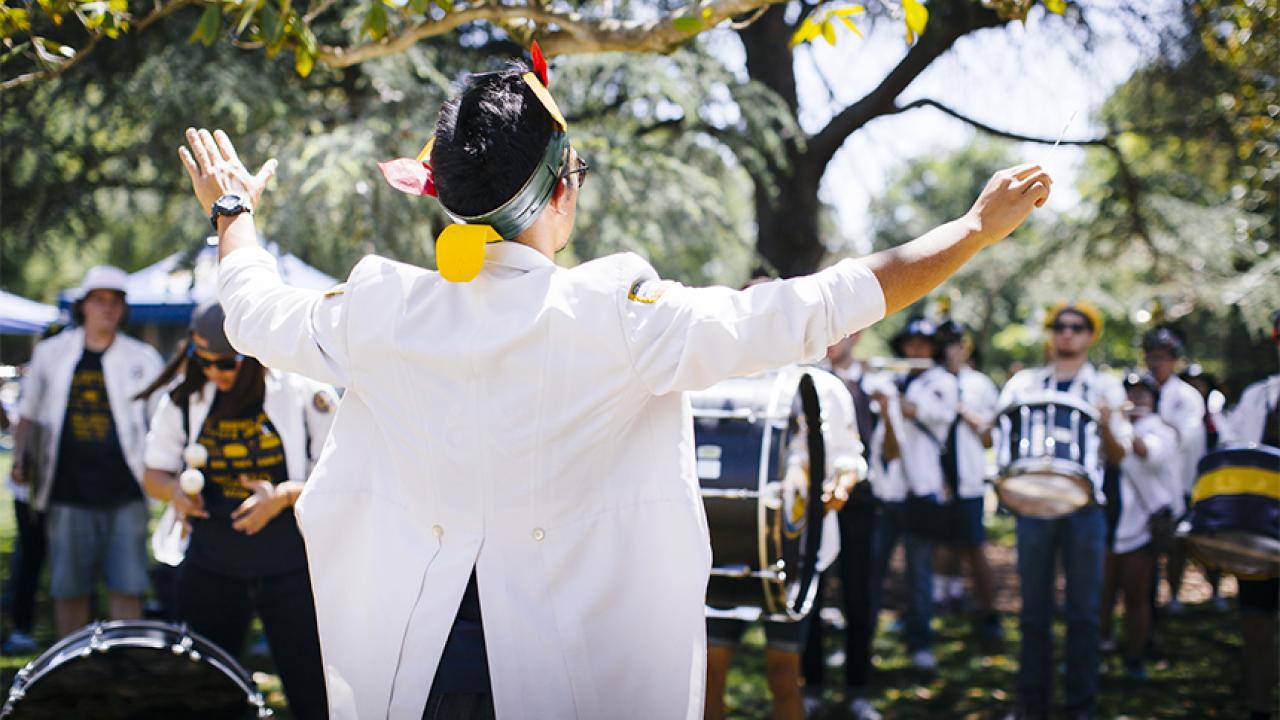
[738,0,1003,277]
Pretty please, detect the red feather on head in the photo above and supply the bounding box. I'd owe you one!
[531,40,549,88]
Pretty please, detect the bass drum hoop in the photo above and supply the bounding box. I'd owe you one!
[3,620,269,719]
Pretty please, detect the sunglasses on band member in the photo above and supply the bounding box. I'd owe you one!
[186,344,244,371]
[561,158,590,190]
[1051,321,1091,334]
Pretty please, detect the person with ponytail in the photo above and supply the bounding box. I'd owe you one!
[138,300,336,719]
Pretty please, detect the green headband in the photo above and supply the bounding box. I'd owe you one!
[440,131,571,241]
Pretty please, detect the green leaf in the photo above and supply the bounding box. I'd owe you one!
[672,16,703,33]
[821,18,837,45]
[830,5,865,17]
[1043,0,1066,14]
[903,0,928,41]
[235,5,257,36]
[188,4,221,46]
[298,24,318,55]
[434,0,453,12]
[295,46,313,77]
[410,0,430,13]
[259,3,282,45]
[788,17,821,47]
[362,2,388,39]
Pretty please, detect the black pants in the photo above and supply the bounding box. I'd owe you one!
[7,498,46,634]
[803,499,878,692]
[177,561,327,720]
[421,692,495,720]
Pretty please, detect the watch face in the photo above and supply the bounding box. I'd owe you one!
[215,194,245,213]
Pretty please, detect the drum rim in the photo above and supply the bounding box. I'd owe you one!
[996,462,1094,519]
[5,619,265,713]
[996,391,1100,421]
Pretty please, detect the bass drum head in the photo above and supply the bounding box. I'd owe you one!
[1185,530,1280,580]
[3,621,268,720]
[997,470,1092,519]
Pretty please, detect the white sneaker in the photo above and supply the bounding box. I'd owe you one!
[848,697,882,720]
[909,649,937,670]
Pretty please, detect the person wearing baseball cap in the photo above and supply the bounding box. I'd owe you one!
[10,265,163,639]
[1138,326,1207,615]
[135,301,337,718]
[180,43,1052,718]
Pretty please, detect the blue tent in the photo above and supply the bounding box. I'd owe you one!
[58,242,340,325]
[0,289,60,334]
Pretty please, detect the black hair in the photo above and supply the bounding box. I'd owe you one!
[135,336,266,423]
[431,63,557,218]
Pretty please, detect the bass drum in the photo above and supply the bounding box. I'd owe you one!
[691,367,828,622]
[1182,443,1280,580]
[995,391,1098,518]
[2,620,271,720]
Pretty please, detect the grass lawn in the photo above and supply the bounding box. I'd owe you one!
[0,450,1256,718]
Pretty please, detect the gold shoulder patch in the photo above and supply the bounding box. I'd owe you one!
[323,284,346,299]
[627,279,674,305]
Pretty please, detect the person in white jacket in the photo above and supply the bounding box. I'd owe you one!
[177,54,1052,719]
[1098,373,1175,680]
[9,266,162,638]
[139,301,335,719]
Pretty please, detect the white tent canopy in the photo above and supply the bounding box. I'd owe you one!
[0,290,60,334]
[59,241,340,324]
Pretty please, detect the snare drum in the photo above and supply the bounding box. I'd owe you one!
[691,367,833,622]
[1183,444,1280,580]
[995,391,1099,518]
[2,620,271,719]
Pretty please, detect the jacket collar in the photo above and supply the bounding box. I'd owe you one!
[484,241,556,273]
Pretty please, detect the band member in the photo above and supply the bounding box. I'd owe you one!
[1099,373,1175,680]
[933,320,1001,638]
[999,301,1127,720]
[179,49,1051,717]
[1215,310,1280,720]
[802,332,884,720]
[1178,363,1227,608]
[705,367,859,720]
[9,266,163,638]
[1140,326,1206,612]
[868,317,956,671]
[139,301,332,719]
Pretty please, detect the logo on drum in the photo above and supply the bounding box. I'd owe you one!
[781,459,809,539]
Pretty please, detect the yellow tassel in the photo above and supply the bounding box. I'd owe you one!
[436,224,502,282]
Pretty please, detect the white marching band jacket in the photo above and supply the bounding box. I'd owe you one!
[143,370,338,482]
[16,327,163,511]
[1114,413,1177,554]
[954,366,1000,500]
[218,241,886,720]
[998,362,1128,503]
[1154,374,1206,512]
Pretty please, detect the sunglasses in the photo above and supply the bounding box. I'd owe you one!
[187,344,244,371]
[1052,322,1091,334]
[561,155,590,190]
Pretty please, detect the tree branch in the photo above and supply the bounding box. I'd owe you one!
[892,98,1111,146]
[1,0,197,92]
[315,0,792,67]
[806,0,1002,169]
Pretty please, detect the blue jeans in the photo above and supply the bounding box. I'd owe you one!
[1015,505,1106,716]
[870,501,933,653]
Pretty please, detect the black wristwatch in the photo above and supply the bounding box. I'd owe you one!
[210,193,252,230]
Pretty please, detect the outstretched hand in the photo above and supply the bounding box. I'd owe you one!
[964,164,1053,247]
[178,128,277,214]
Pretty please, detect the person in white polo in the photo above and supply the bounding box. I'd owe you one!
[178,52,1051,720]
[10,265,162,638]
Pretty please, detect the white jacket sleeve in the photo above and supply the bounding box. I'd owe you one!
[218,246,353,388]
[144,393,188,474]
[17,341,50,421]
[618,258,886,395]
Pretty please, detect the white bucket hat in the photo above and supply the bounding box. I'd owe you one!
[78,265,129,298]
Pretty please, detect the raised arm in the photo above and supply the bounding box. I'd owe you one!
[179,128,352,387]
[863,164,1050,316]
